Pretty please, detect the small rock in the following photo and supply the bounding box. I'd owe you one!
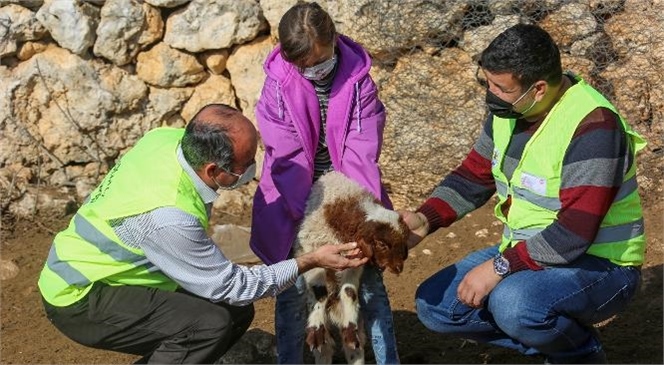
[459,338,478,348]
[474,228,489,238]
[445,232,457,238]
[422,249,432,255]
[1,259,19,280]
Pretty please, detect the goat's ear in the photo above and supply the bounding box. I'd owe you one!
[357,238,373,258]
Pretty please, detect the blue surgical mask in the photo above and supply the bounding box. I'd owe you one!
[300,54,337,81]
[213,162,256,191]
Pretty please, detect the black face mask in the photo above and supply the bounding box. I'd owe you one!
[485,85,536,119]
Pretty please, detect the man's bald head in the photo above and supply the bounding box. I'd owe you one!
[181,104,257,172]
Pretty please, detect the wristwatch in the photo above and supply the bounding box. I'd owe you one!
[493,254,510,277]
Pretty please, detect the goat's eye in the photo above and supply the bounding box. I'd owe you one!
[377,241,388,250]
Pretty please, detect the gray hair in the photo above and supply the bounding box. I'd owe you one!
[181,104,238,170]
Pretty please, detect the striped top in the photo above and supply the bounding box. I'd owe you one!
[418,75,632,271]
[109,147,299,305]
[311,63,337,181]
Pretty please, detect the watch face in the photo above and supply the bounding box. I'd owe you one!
[494,255,510,276]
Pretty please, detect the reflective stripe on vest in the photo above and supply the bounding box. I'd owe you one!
[503,217,645,244]
[491,75,646,266]
[45,214,154,287]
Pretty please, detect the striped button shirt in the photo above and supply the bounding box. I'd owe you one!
[109,146,299,305]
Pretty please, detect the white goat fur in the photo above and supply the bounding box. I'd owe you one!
[293,172,404,365]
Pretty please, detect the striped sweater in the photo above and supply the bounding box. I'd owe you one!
[312,63,336,181]
[418,86,630,271]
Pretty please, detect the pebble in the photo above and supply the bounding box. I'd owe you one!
[475,228,489,238]
[0,259,19,280]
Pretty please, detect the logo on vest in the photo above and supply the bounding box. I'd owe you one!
[491,149,500,167]
[520,172,547,196]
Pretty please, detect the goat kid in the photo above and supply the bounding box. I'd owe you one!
[293,171,409,364]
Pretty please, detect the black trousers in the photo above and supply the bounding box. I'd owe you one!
[42,283,255,364]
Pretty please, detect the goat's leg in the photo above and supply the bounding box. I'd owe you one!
[311,328,335,365]
[342,317,366,365]
[305,292,329,350]
[335,283,365,364]
[306,295,334,364]
[304,268,334,363]
[325,268,365,364]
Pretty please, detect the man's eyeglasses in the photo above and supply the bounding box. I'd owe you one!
[216,162,256,190]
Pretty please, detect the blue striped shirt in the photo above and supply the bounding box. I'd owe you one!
[110,146,299,306]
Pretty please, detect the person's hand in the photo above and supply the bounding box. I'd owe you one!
[296,242,369,273]
[314,242,368,270]
[456,259,502,308]
[398,210,429,249]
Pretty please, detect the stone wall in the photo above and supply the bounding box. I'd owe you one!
[1,0,662,219]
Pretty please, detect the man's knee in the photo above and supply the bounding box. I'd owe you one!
[488,284,527,323]
[200,303,255,353]
[415,282,458,334]
[488,289,550,344]
[199,302,250,334]
[235,303,255,331]
[415,296,439,332]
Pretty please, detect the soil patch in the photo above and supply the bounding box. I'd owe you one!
[1,202,662,364]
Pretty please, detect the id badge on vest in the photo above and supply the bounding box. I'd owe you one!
[520,171,547,196]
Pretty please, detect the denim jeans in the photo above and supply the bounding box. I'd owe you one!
[275,265,400,364]
[415,245,641,363]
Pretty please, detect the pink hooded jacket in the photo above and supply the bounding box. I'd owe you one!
[250,35,392,264]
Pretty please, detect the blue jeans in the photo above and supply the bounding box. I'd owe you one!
[275,265,400,364]
[415,245,641,363]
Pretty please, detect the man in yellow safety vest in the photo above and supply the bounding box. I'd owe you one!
[38,104,367,363]
[401,24,646,364]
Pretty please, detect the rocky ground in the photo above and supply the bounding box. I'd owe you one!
[1,198,662,364]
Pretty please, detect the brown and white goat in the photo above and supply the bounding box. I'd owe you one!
[293,171,410,364]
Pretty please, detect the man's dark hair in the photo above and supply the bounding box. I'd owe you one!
[278,2,336,69]
[479,24,563,88]
[181,104,237,170]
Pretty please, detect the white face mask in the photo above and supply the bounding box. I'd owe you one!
[213,163,256,191]
[300,54,337,81]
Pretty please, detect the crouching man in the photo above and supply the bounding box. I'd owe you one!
[401,25,646,364]
[38,104,367,364]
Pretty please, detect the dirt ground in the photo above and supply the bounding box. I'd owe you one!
[1,198,662,364]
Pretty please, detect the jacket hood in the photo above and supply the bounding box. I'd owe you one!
[263,34,372,85]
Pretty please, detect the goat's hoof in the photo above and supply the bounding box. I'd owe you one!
[341,323,362,350]
[305,325,327,350]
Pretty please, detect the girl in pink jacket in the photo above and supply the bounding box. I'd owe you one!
[250,3,399,364]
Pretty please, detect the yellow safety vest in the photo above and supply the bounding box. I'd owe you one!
[491,76,646,266]
[38,128,209,306]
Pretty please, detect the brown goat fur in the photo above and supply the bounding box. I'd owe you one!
[294,172,409,364]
